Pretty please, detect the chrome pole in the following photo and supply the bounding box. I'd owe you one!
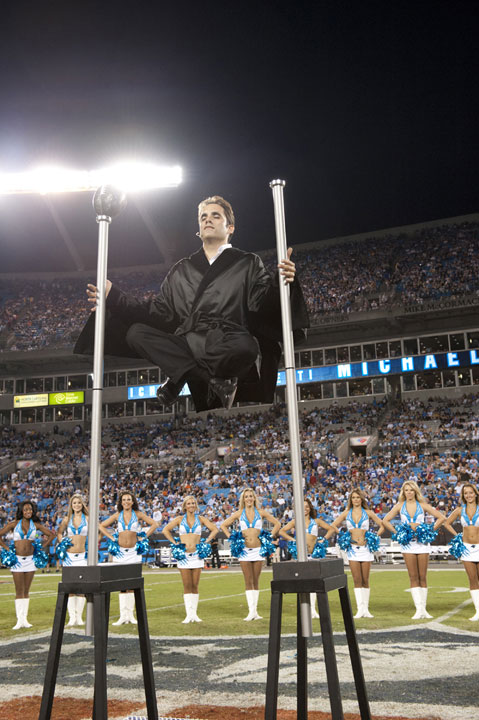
[87,214,110,567]
[270,179,312,638]
[85,186,127,635]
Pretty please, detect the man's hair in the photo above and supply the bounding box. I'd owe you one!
[198,195,235,227]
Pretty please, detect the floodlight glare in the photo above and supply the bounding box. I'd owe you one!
[91,163,182,192]
[0,163,182,195]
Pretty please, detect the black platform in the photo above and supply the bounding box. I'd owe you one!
[38,563,158,720]
[265,558,371,720]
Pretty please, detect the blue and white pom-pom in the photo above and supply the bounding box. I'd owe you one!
[170,541,186,562]
[415,523,438,544]
[0,543,18,568]
[287,540,297,559]
[448,533,468,559]
[229,529,246,558]
[312,538,329,559]
[135,531,150,556]
[33,539,49,569]
[393,523,415,547]
[337,529,352,552]
[196,539,211,559]
[259,529,276,558]
[55,537,73,560]
[365,530,381,552]
[107,534,122,557]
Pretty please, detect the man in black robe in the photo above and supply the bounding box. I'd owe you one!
[75,195,309,411]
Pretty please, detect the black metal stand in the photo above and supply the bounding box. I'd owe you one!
[39,564,158,720]
[265,558,371,720]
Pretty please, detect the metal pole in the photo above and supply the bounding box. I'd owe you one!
[87,214,110,564]
[85,214,111,635]
[85,185,127,635]
[270,179,312,638]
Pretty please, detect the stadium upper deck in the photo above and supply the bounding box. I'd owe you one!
[0,214,478,428]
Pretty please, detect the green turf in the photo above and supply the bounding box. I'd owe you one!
[0,566,477,638]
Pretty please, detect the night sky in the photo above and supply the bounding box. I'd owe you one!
[0,0,477,272]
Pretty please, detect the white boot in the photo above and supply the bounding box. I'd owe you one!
[190,593,203,622]
[112,593,129,625]
[353,588,364,618]
[190,593,202,622]
[362,588,373,618]
[67,597,77,626]
[419,587,433,619]
[310,593,319,619]
[244,590,256,621]
[21,598,32,628]
[411,587,422,619]
[125,593,137,624]
[76,596,86,625]
[252,589,262,620]
[182,594,193,623]
[469,589,479,621]
[13,599,23,630]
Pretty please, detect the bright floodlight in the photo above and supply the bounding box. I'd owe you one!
[0,163,182,195]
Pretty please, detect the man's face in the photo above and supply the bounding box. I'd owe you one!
[198,203,234,243]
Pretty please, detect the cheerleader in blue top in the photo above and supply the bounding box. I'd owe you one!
[444,482,479,621]
[279,498,336,618]
[163,495,218,623]
[99,489,158,625]
[384,481,445,619]
[331,488,389,619]
[0,500,55,630]
[56,494,89,627]
[221,487,280,621]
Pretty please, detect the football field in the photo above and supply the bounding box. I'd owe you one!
[0,565,477,719]
[0,564,476,636]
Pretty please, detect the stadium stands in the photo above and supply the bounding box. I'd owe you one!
[1,219,477,351]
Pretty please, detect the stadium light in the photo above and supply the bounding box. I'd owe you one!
[0,162,182,195]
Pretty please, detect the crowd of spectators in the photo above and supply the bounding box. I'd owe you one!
[378,394,479,452]
[0,269,166,352]
[1,393,478,545]
[1,221,477,351]
[264,221,479,322]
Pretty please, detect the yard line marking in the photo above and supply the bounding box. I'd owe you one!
[434,598,472,623]
[147,591,253,613]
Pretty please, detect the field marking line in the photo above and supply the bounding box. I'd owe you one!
[434,598,472,623]
[147,591,252,613]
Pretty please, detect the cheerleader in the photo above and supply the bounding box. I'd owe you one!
[162,495,218,623]
[0,500,55,630]
[383,481,445,619]
[220,487,280,621]
[279,497,336,618]
[331,488,388,619]
[56,493,89,626]
[443,483,479,621]
[99,490,158,625]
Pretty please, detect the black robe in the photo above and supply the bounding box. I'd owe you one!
[74,247,309,410]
